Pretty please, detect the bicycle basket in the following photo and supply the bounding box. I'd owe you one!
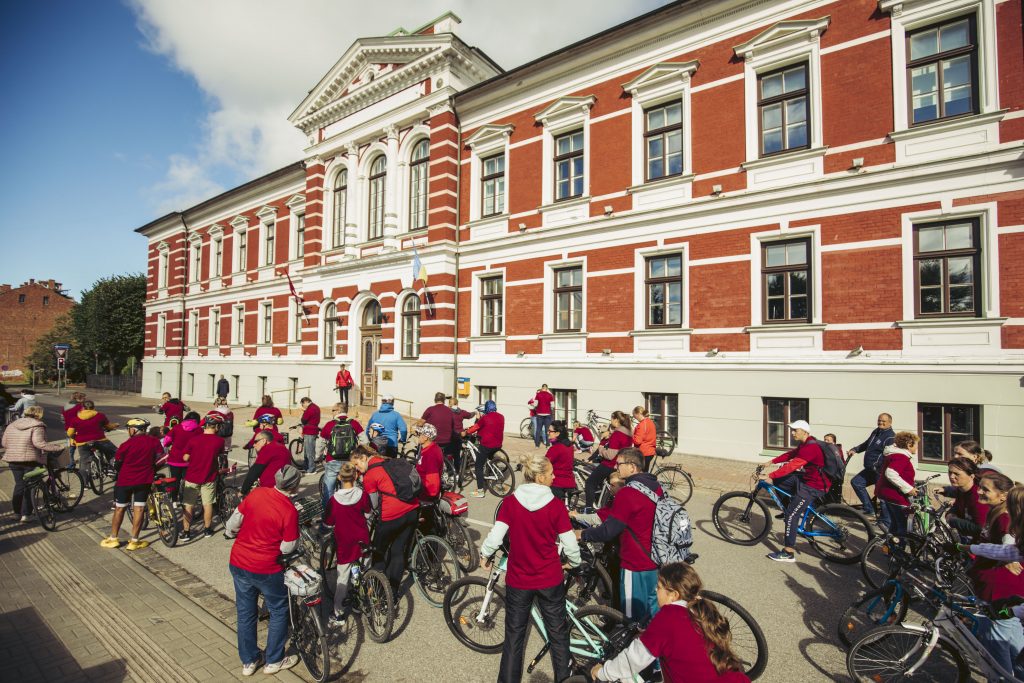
[283,563,322,597]
[293,496,323,526]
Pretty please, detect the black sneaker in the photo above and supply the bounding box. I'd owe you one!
[180,529,192,541]
[203,528,216,538]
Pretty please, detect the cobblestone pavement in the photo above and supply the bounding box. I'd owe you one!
[0,389,901,682]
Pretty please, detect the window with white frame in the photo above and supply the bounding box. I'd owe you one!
[551,389,576,426]
[190,239,202,282]
[294,214,305,259]
[408,140,429,231]
[402,295,421,359]
[644,103,683,180]
[367,156,386,240]
[919,402,980,463]
[234,305,245,345]
[157,314,167,349]
[623,61,698,189]
[645,254,683,328]
[212,233,223,277]
[481,154,505,217]
[480,275,503,335]
[477,386,497,406]
[234,222,248,273]
[465,124,513,221]
[207,374,215,397]
[758,63,809,156]
[914,219,981,318]
[554,130,584,201]
[535,96,594,207]
[188,310,199,347]
[322,302,337,359]
[907,16,977,126]
[553,266,583,332]
[763,397,808,449]
[158,246,169,289]
[263,220,275,266]
[210,308,221,346]
[644,393,678,438]
[332,170,347,249]
[232,374,240,400]
[762,238,811,324]
[292,300,303,343]
[186,373,194,396]
[261,302,273,344]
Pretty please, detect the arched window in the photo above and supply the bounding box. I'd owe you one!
[401,296,421,359]
[332,169,347,249]
[408,140,429,230]
[322,302,337,359]
[367,156,386,240]
[361,300,383,327]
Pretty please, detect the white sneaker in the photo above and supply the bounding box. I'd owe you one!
[19,515,31,523]
[263,655,298,674]
[241,655,263,676]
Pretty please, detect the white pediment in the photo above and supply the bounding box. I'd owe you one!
[622,61,700,99]
[255,205,278,221]
[285,194,306,209]
[733,17,831,61]
[230,215,249,230]
[534,96,596,127]
[465,124,515,151]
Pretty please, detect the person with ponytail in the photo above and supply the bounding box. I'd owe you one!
[544,420,576,500]
[590,562,750,683]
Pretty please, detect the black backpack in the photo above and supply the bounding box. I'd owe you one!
[367,458,422,503]
[219,420,234,438]
[815,439,846,489]
[326,419,356,460]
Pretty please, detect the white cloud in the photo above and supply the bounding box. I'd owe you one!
[128,0,670,212]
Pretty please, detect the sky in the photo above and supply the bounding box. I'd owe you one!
[0,0,671,300]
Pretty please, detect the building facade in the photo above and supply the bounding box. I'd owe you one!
[0,279,75,381]
[137,1,1024,478]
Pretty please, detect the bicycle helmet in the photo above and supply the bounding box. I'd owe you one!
[201,414,225,428]
[256,413,278,424]
[381,394,395,404]
[125,417,150,431]
[416,423,437,441]
[367,422,385,434]
[484,400,497,414]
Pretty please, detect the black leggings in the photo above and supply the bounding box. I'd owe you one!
[168,465,188,501]
[9,463,36,516]
[372,508,419,592]
[584,463,615,508]
[475,445,499,490]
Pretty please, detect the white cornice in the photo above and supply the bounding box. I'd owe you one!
[733,17,831,61]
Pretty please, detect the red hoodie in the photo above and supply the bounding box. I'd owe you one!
[466,412,504,449]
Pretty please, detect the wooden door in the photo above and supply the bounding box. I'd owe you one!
[360,335,380,405]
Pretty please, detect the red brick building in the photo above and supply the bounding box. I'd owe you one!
[0,279,75,381]
[136,3,1024,478]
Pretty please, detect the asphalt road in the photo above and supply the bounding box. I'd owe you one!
[21,390,874,682]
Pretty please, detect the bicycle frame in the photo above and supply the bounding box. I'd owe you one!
[756,479,844,540]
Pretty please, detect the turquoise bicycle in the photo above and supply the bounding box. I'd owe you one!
[712,464,875,563]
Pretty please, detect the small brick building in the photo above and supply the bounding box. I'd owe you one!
[0,279,75,381]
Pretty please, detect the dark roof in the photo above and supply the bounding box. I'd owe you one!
[134,161,306,234]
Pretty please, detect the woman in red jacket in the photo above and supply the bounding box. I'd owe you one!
[583,411,632,509]
[944,456,989,541]
[245,395,283,449]
[632,406,657,471]
[874,431,920,538]
[544,420,576,500]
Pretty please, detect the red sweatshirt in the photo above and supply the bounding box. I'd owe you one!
[769,437,827,491]
[416,442,444,499]
[466,412,504,449]
[300,403,320,436]
[545,442,575,489]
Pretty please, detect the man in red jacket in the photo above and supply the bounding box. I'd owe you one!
[100,418,162,551]
[296,397,320,475]
[66,400,118,486]
[761,419,828,563]
[465,400,504,499]
[334,364,354,408]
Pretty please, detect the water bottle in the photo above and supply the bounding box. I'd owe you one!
[350,565,361,587]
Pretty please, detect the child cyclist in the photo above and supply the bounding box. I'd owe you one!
[323,462,371,627]
[588,562,750,683]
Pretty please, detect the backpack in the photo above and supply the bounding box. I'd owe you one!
[326,419,356,460]
[367,458,422,503]
[815,439,846,490]
[624,480,693,565]
[219,420,234,438]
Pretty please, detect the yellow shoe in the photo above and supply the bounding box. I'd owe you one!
[100,537,121,549]
[126,539,149,551]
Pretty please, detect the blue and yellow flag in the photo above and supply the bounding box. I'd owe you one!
[411,246,428,287]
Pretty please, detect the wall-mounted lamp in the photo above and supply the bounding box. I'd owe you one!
[851,157,864,171]
[244,351,252,357]
[706,347,720,357]
[711,184,723,196]
[518,223,527,233]
[603,205,613,217]
[516,350,525,358]
[601,348,612,356]
[848,345,864,358]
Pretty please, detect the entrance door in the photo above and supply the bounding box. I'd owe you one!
[360,334,380,406]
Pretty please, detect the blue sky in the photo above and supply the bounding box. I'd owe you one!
[0,0,668,300]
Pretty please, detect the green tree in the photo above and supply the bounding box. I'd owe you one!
[26,313,89,382]
[72,274,146,374]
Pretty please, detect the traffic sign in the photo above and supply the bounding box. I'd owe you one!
[53,343,70,350]
[55,348,67,358]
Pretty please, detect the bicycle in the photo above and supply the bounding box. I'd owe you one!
[176,463,242,535]
[711,464,874,563]
[146,475,183,547]
[860,501,964,590]
[287,425,318,470]
[580,409,676,459]
[407,523,463,607]
[448,434,515,497]
[572,453,693,508]
[421,496,479,573]
[41,450,84,512]
[78,439,118,495]
[22,465,62,531]
[279,551,330,683]
[320,539,395,643]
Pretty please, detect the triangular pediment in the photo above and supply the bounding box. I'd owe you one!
[733,17,831,60]
[465,124,515,150]
[622,61,699,97]
[534,96,596,126]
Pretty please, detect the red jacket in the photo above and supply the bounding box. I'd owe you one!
[466,411,504,449]
[300,403,320,436]
[770,437,827,491]
[67,409,114,445]
[545,442,575,489]
[875,450,916,506]
[335,370,353,388]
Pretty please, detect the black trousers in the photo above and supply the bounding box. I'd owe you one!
[372,508,419,592]
[78,440,117,476]
[337,386,350,406]
[9,462,37,516]
[775,474,819,549]
[584,463,615,508]
[499,582,570,683]
[475,445,499,490]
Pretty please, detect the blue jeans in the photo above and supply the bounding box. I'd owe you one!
[883,500,909,537]
[621,568,659,626]
[303,434,317,472]
[230,564,289,667]
[850,469,877,514]
[533,414,552,447]
[978,615,1024,677]
[321,459,342,510]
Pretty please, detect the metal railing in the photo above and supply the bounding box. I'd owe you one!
[269,385,311,410]
[86,373,143,394]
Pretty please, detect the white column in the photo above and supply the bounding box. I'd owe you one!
[382,125,400,251]
[343,143,360,259]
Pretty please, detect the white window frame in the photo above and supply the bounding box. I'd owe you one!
[465,124,514,222]
[157,313,167,350]
[233,305,245,346]
[880,0,999,135]
[209,308,221,347]
[208,374,216,397]
[543,257,587,335]
[260,301,273,345]
[286,194,306,261]
[186,373,194,396]
[188,310,199,348]
[535,96,595,208]
[734,18,829,168]
[363,148,388,242]
[157,242,169,290]
[748,225,823,328]
[289,299,303,344]
[231,216,249,274]
[188,235,203,283]
[322,301,337,359]
[623,61,698,189]
[256,205,278,268]
[400,293,421,359]
[405,136,430,232]
[633,244,690,331]
[210,226,224,277]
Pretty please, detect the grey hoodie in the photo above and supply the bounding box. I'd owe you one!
[480,483,581,567]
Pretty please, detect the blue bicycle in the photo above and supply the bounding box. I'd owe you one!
[712,464,874,563]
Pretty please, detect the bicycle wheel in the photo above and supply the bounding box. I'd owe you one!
[653,465,693,506]
[87,458,105,495]
[519,417,533,440]
[567,605,625,669]
[31,486,57,532]
[484,451,514,498]
[655,430,675,457]
[290,439,305,468]
[566,562,613,607]
[846,625,970,682]
[445,518,480,573]
[837,584,910,649]
[410,534,463,607]
[293,600,329,683]
[318,474,328,503]
[127,502,150,531]
[443,576,505,654]
[54,468,84,511]
[360,569,395,644]
[860,533,925,590]
[711,492,772,545]
[155,497,179,548]
[703,590,768,680]
[218,485,242,522]
[319,536,337,597]
[807,504,874,564]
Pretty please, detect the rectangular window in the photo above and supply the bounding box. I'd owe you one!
[914,219,980,318]
[190,243,202,282]
[290,377,299,406]
[156,371,163,392]
[43,295,50,306]
[553,266,583,332]
[919,403,980,463]
[261,302,273,344]
[159,252,169,287]
[758,63,809,156]
[762,238,810,324]
[907,17,977,126]
[235,306,245,345]
[477,386,497,405]
[763,397,808,449]
[188,310,199,347]
[644,393,678,439]
[232,375,240,400]
[17,294,25,303]
[645,102,683,180]
[646,254,683,327]
[258,376,267,401]
[368,157,386,240]
[481,154,506,217]
[264,223,275,266]
[237,230,247,272]
[186,373,194,396]
[213,237,223,277]
[480,275,504,335]
[208,374,215,397]
[554,130,584,201]
[552,389,577,426]
[210,309,221,346]
[295,215,305,259]
[293,301,303,342]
